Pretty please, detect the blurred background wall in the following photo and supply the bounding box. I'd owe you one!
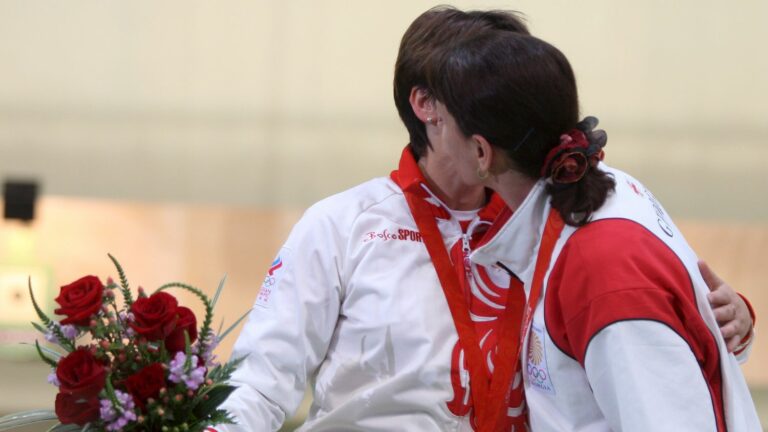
[0,0,766,429]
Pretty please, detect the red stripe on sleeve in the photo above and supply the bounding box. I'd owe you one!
[544,219,725,431]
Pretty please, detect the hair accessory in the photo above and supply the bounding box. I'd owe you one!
[540,126,605,184]
[477,168,489,180]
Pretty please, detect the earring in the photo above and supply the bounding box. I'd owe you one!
[477,168,489,180]
[426,117,438,126]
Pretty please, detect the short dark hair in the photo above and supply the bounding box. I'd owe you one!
[393,6,529,159]
[428,31,615,225]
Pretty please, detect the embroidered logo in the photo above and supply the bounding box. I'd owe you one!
[256,249,290,308]
[267,256,282,277]
[626,179,645,198]
[362,228,423,244]
[527,325,555,395]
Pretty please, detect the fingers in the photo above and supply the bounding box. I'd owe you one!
[700,260,752,352]
[699,260,724,293]
[718,316,740,339]
[708,286,731,307]
[713,304,738,324]
[725,334,741,353]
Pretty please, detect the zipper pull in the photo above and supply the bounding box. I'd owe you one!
[462,234,472,277]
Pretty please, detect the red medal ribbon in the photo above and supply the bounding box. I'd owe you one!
[404,191,492,425]
[392,147,564,431]
[406,185,564,431]
[486,208,564,430]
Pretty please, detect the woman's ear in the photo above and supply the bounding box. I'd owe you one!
[409,86,436,123]
[472,134,496,174]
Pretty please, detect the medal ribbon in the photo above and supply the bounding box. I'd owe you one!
[485,208,564,431]
[405,187,564,431]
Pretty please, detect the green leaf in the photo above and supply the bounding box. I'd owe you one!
[0,410,57,431]
[184,330,193,370]
[29,279,76,352]
[207,356,247,382]
[155,282,214,348]
[103,373,120,408]
[20,342,63,361]
[31,321,48,335]
[192,384,237,420]
[211,274,227,310]
[189,410,235,430]
[34,340,59,367]
[216,318,225,336]
[218,309,251,342]
[28,278,53,326]
[107,253,133,307]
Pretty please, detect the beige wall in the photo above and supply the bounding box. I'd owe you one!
[0,0,766,217]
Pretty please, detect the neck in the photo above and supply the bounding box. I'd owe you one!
[488,170,537,212]
[418,156,486,211]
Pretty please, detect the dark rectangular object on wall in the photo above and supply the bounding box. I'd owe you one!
[3,180,39,221]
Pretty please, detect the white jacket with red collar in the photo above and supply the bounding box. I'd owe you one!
[471,164,760,432]
[213,148,519,431]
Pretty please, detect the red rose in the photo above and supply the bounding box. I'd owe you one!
[130,291,179,340]
[124,362,165,409]
[56,348,107,398]
[54,275,104,326]
[164,306,198,352]
[55,392,99,425]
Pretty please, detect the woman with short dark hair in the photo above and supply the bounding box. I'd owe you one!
[425,30,761,431]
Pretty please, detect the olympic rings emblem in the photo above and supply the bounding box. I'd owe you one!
[527,364,548,383]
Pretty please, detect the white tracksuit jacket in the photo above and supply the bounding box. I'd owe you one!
[471,164,760,432]
[215,149,518,431]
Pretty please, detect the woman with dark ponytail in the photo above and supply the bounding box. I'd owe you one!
[425,30,761,431]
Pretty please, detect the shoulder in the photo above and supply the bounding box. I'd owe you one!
[545,219,695,361]
[553,218,693,305]
[568,218,668,258]
[285,177,402,245]
[305,177,402,221]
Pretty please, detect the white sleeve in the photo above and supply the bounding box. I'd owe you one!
[584,320,718,432]
[215,207,344,431]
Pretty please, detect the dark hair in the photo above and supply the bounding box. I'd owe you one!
[428,31,615,225]
[393,6,529,159]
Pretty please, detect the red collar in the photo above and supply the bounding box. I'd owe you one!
[390,146,507,223]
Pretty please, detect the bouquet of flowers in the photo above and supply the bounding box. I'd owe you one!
[0,255,248,432]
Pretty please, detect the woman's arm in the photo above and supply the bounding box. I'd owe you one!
[214,208,344,431]
[585,321,718,432]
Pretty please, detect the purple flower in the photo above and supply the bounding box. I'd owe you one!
[168,351,207,391]
[44,330,59,344]
[60,325,78,339]
[47,370,60,387]
[118,311,135,323]
[44,323,78,345]
[193,331,220,367]
[100,398,116,422]
[100,390,137,431]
